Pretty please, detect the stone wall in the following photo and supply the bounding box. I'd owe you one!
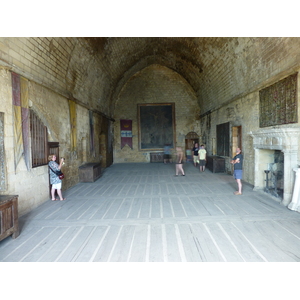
[113,64,199,162]
[198,37,300,115]
[200,68,300,187]
[0,67,108,216]
[1,37,300,214]
[0,37,116,215]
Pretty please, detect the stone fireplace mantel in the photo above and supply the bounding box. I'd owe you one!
[249,127,300,206]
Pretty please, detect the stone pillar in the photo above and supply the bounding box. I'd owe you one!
[282,149,297,206]
[288,168,300,212]
[253,148,263,192]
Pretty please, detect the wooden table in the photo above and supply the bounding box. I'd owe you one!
[0,195,19,241]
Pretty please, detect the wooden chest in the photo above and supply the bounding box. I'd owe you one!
[206,156,225,173]
[0,195,19,241]
[150,152,164,163]
[79,163,102,182]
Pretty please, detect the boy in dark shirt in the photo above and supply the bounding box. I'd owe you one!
[192,143,199,167]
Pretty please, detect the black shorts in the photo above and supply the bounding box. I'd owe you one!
[199,159,206,166]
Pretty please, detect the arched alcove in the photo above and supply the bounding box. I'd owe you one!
[113,64,200,163]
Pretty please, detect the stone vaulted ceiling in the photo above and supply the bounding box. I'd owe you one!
[79,37,300,118]
[81,37,208,115]
[2,37,299,119]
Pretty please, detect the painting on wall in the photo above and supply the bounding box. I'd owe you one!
[259,72,298,127]
[138,103,175,150]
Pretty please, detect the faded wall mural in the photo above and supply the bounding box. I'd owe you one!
[138,103,175,150]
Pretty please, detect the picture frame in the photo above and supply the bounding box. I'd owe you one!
[138,103,176,150]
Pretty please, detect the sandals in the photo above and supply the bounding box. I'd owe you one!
[234,191,242,195]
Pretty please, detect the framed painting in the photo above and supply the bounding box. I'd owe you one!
[138,103,175,150]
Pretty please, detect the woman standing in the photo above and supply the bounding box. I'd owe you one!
[175,147,185,176]
[48,154,65,201]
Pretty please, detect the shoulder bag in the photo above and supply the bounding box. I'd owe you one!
[49,165,64,180]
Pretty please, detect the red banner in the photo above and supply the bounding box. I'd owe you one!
[120,119,132,149]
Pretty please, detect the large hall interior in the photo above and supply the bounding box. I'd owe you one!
[1,16,300,299]
[1,37,300,216]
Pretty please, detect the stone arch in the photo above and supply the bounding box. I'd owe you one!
[113,64,200,163]
[110,54,200,116]
[185,132,199,140]
[185,131,200,160]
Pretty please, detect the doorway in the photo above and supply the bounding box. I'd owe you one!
[232,126,242,155]
[185,132,199,162]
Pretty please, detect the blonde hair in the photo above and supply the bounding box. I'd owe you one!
[48,154,56,161]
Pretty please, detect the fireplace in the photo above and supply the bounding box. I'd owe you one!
[250,127,300,206]
[261,150,284,198]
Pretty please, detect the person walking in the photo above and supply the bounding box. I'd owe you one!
[163,143,172,164]
[198,144,207,172]
[231,147,243,195]
[175,146,185,176]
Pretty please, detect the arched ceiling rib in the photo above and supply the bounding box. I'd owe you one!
[82,37,207,114]
[110,53,202,113]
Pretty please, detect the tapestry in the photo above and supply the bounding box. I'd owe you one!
[120,119,132,149]
[138,103,175,150]
[108,120,113,153]
[21,76,30,170]
[0,112,5,190]
[69,100,77,151]
[11,73,30,171]
[259,73,298,127]
[89,110,95,156]
[12,72,23,171]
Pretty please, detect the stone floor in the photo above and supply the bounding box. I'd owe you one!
[1,162,300,262]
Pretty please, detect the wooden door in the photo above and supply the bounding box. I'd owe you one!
[232,126,242,156]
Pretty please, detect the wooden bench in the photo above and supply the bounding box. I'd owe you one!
[0,195,19,241]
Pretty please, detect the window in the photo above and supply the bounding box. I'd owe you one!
[30,109,48,167]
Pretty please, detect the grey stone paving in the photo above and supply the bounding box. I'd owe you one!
[1,162,300,262]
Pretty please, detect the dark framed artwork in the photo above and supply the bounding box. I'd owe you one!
[138,103,175,150]
[259,72,298,127]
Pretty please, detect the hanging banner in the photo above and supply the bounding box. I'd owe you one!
[20,76,30,170]
[69,100,77,151]
[89,110,95,156]
[12,72,23,172]
[120,119,132,149]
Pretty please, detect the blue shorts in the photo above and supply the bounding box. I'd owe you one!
[234,170,243,180]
